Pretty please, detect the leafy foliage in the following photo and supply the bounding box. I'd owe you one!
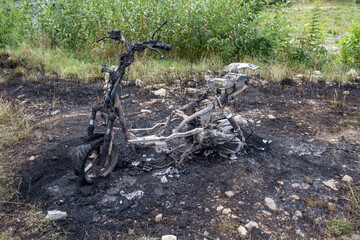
[281,1,328,69]
[1,0,290,61]
[341,17,360,66]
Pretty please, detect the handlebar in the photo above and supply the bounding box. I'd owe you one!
[96,21,171,58]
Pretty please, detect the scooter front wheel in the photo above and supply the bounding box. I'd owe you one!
[72,134,118,184]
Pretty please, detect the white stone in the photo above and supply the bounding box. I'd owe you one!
[141,109,152,113]
[161,235,177,240]
[322,179,339,191]
[237,226,248,237]
[135,79,144,87]
[267,114,276,120]
[185,88,198,93]
[155,214,163,222]
[204,208,210,212]
[161,176,168,183]
[51,110,60,115]
[245,221,259,230]
[261,210,272,216]
[295,211,302,218]
[264,197,277,211]
[45,210,67,220]
[342,175,353,183]
[277,181,284,187]
[216,205,224,212]
[222,208,232,215]
[289,194,300,200]
[225,191,234,198]
[29,156,35,161]
[153,88,167,97]
[294,74,305,79]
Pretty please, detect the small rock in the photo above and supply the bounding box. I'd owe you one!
[51,110,61,115]
[291,183,310,189]
[253,202,262,209]
[277,181,284,187]
[323,179,339,191]
[45,210,67,220]
[267,114,276,120]
[153,88,167,97]
[204,208,210,212]
[296,229,305,237]
[289,194,300,200]
[160,176,168,183]
[135,79,144,87]
[155,214,163,222]
[222,208,232,215]
[245,221,259,230]
[237,225,248,237]
[29,156,35,161]
[161,235,177,240]
[47,135,54,142]
[295,211,302,218]
[141,109,152,113]
[185,88,198,93]
[216,205,224,212]
[264,197,277,211]
[225,191,234,198]
[294,74,305,80]
[327,202,336,211]
[314,70,322,75]
[261,210,272,216]
[342,175,353,183]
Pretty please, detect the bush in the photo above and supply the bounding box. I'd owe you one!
[1,0,290,62]
[341,18,360,66]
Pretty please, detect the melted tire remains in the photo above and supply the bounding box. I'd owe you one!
[71,134,118,184]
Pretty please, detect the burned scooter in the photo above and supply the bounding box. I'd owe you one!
[71,21,259,184]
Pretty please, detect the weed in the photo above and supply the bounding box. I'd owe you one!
[325,217,354,236]
[216,220,238,237]
[304,196,327,208]
[346,183,360,214]
[11,66,27,78]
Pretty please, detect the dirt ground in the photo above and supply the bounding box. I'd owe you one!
[0,59,359,239]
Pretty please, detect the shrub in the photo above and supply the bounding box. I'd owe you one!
[341,17,360,66]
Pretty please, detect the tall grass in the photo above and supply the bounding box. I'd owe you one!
[1,0,290,61]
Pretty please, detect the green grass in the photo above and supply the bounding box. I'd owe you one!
[284,2,360,38]
[325,217,354,236]
[4,43,225,84]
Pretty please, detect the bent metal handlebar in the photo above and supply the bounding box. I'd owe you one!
[96,21,172,57]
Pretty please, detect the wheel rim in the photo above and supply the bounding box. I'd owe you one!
[83,148,99,183]
[83,144,118,183]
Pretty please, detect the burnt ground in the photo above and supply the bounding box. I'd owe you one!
[0,61,359,239]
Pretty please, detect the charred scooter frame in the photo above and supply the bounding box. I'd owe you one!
[71,21,259,184]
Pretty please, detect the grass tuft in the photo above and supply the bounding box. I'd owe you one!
[325,217,354,236]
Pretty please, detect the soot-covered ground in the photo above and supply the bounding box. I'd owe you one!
[1,63,359,239]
